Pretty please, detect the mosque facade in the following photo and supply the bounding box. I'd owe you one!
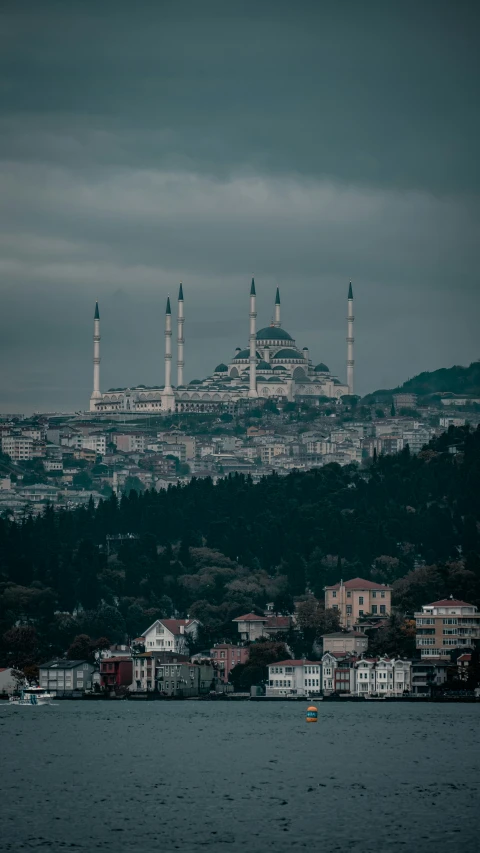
[89,281,354,414]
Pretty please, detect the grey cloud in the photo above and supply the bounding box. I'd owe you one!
[0,0,479,412]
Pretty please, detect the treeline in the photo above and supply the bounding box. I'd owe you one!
[368,360,480,400]
[1,425,479,669]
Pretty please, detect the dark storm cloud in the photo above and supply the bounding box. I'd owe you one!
[0,0,478,411]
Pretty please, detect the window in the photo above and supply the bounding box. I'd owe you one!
[359,610,364,616]
[381,592,385,598]
[83,664,89,670]
[372,605,377,614]
[346,605,352,616]
[220,651,225,658]
[372,591,377,598]
[380,605,386,615]
[359,596,364,605]
[347,591,352,598]
[332,591,337,598]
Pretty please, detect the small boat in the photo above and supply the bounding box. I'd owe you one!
[9,687,54,706]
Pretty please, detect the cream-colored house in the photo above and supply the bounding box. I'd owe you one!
[324,578,392,628]
[322,631,368,655]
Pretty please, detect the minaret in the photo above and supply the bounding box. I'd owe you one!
[90,301,101,411]
[347,281,354,395]
[274,287,281,327]
[248,278,258,398]
[177,283,184,387]
[162,296,175,411]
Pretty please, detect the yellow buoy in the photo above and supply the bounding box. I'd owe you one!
[306,705,318,723]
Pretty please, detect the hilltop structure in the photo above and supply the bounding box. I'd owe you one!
[89,281,353,414]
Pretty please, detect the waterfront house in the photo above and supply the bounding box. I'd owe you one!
[321,652,357,694]
[414,598,480,659]
[132,652,189,691]
[100,656,133,690]
[0,667,18,695]
[266,660,321,697]
[210,644,250,683]
[324,578,392,628]
[142,618,200,655]
[39,660,95,695]
[411,660,449,694]
[354,657,412,696]
[156,661,215,696]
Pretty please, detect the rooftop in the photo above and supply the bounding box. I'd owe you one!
[326,577,392,591]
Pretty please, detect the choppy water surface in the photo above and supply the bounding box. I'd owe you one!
[1,701,479,852]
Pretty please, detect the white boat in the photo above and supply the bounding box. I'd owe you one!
[9,686,54,706]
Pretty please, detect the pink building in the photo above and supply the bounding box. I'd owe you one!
[210,644,249,683]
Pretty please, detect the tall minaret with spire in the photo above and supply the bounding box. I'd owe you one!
[274,287,281,327]
[347,281,354,395]
[162,295,175,411]
[90,302,101,411]
[248,278,258,398]
[177,283,184,387]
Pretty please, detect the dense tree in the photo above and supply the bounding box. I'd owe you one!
[0,426,479,664]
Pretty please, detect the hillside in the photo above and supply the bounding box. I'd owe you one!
[366,360,480,401]
[1,425,479,670]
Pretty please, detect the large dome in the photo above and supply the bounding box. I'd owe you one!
[233,349,262,360]
[315,363,330,372]
[272,348,304,361]
[256,327,293,341]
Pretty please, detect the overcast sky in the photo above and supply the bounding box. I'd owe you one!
[0,0,478,412]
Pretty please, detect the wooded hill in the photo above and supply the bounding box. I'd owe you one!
[1,425,479,669]
[365,360,480,401]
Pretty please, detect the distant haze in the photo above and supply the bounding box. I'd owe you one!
[0,0,478,412]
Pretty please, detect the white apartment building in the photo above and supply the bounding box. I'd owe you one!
[141,619,200,655]
[114,433,146,453]
[1,435,34,461]
[266,660,321,697]
[354,657,412,696]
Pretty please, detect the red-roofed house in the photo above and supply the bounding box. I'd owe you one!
[232,613,292,642]
[415,599,480,659]
[142,618,200,656]
[266,659,321,697]
[324,578,392,628]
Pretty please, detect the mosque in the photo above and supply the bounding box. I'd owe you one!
[89,281,354,414]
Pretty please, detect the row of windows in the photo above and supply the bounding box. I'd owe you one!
[331,590,386,600]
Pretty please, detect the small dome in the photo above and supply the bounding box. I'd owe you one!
[257,326,293,341]
[256,376,267,381]
[272,348,303,361]
[214,363,228,372]
[273,366,287,372]
[257,360,271,370]
[189,379,202,385]
[315,363,330,372]
[268,376,282,382]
